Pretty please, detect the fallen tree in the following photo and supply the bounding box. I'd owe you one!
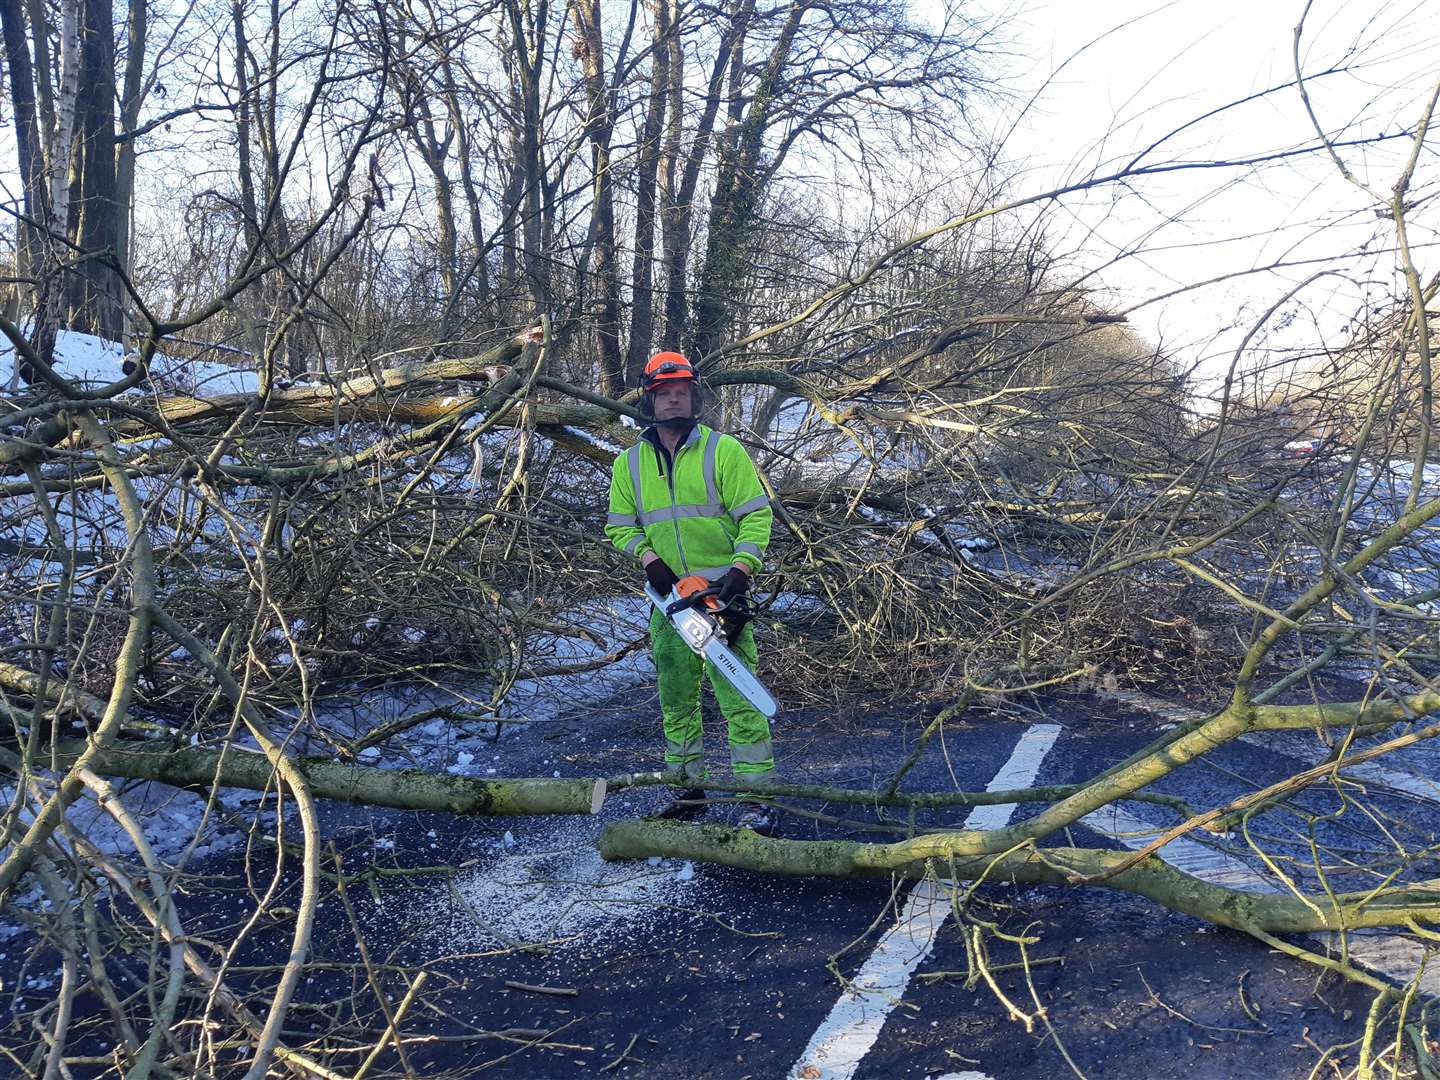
[15,741,607,816]
[596,821,1440,936]
[597,688,1440,936]
[4,8,1440,1074]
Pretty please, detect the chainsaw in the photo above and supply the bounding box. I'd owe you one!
[643,574,778,718]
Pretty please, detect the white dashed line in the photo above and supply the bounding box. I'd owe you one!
[790,724,1064,1080]
[1101,688,1440,805]
[1096,688,1440,989]
[1081,804,1440,994]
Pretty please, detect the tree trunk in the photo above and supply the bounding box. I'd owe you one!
[499,90,523,299]
[658,0,751,350]
[626,0,671,383]
[597,820,1440,935]
[392,41,460,338]
[25,0,82,382]
[440,58,491,313]
[231,0,264,365]
[505,0,550,318]
[0,0,48,287]
[51,741,607,816]
[689,0,804,359]
[25,0,55,150]
[267,25,302,379]
[113,0,147,301]
[63,0,123,339]
[570,0,623,395]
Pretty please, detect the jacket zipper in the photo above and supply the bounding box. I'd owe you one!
[655,436,691,573]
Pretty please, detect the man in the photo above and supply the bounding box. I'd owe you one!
[605,351,779,836]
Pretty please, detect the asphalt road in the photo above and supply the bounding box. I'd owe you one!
[10,680,1434,1078]
[263,682,1438,1079]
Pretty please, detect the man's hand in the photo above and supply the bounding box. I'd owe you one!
[645,557,680,595]
[716,565,750,605]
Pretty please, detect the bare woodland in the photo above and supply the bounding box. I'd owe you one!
[1,0,1440,1074]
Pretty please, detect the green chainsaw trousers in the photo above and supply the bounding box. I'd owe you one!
[649,607,775,783]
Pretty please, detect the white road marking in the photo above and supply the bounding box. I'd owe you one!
[1101,688,1440,804]
[1082,803,1440,994]
[1096,688,1440,989]
[790,724,1064,1080]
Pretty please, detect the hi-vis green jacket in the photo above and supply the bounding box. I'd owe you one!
[606,422,772,578]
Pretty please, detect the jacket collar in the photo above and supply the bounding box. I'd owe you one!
[641,419,703,454]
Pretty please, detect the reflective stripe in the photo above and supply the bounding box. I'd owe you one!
[637,502,725,526]
[729,494,770,519]
[702,430,721,508]
[732,767,776,785]
[622,534,647,554]
[608,512,641,527]
[665,736,704,764]
[626,444,644,511]
[730,738,774,767]
[731,541,766,567]
[691,565,731,582]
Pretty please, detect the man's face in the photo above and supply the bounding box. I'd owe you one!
[652,381,694,422]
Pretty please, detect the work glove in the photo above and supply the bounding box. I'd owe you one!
[645,558,680,596]
[716,566,750,606]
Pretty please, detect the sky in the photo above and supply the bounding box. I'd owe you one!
[1,0,1433,404]
[962,0,1440,396]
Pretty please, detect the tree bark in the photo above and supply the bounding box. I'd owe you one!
[25,0,54,148]
[658,0,752,349]
[0,0,48,286]
[505,0,550,317]
[40,741,607,816]
[626,0,672,383]
[570,0,624,395]
[231,0,263,364]
[392,34,460,334]
[64,0,123,338]
[26,0,82,381]
[113,0,146,291]
[438,57,491,315]
[655,0,686,345]
[597,821,1440,935]
[689,0,805,358]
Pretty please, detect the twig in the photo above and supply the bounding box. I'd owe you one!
[353,972,429,1080]
[1137,969,1270,1037]
[503,981,579,997]
[918,955,1063,981]
[600,1033,641,1073]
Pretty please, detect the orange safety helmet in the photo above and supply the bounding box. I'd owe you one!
[641,351,698,390]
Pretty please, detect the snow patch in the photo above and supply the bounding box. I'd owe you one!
[0,326,267,396]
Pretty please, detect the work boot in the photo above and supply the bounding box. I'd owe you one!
[737,801,780,837]
[655,787,707,820]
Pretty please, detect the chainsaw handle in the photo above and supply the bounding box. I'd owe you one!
[665,584,725,616]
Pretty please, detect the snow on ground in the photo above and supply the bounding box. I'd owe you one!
[1,468,260,565]
[502,596,654,720]
[0,326,263,395]
[8,334,1440,953]
[0,768,268,947]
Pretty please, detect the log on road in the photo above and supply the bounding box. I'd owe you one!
[42,741,607,816]
[597,819,1440,934]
